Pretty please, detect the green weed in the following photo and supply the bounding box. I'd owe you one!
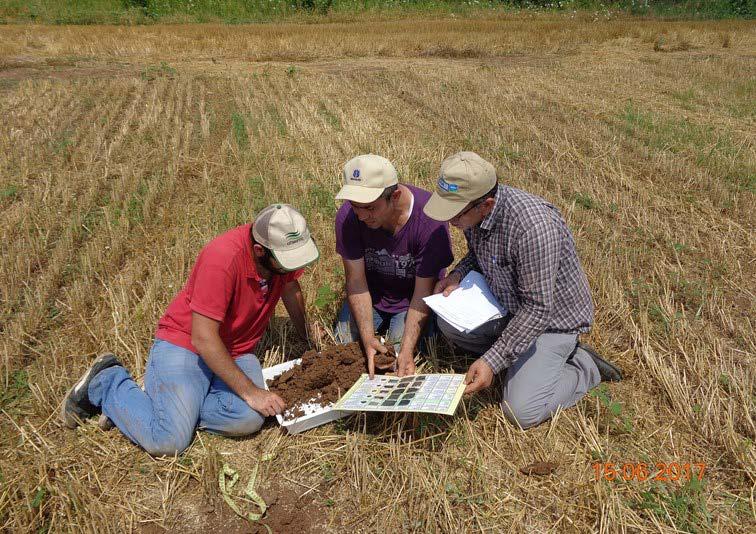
[1,184,19,202]
[30,487,46,509]
[50,131,74,156]
[303,182,337,218]
[319,462,334,482]
[669,88,697,110]
[498,145,522,162]
[47,305,61,320]
[0,370,30,412]
[314,283,338,310]
[266,105,288,137]
[246,176,268,213]
[573,192,597,210]
[590,383,633,433]
[718,372,731,393]
[634,478,711,533]
[140,61,176,81]
[317,102,342,131]
[619,101,754,195]
[231,112,249,149]
[126,180,148,225]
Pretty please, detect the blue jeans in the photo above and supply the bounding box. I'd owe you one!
[333,301,436,353]
[87,339,265,456]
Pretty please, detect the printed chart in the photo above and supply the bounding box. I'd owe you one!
[334,374,466,415]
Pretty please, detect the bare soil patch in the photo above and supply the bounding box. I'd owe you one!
[152,479,327,534]
[252,482,327,534]
[0,56,135,85]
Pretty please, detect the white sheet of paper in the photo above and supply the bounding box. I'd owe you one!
[423,271,506,333]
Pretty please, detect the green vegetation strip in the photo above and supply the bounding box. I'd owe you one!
[0,1,752,24]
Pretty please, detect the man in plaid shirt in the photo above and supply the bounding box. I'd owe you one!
[424,152,622,429]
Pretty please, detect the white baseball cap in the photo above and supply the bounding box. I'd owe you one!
[423,151,497,221]
[252,204,319,271]
[335,154,399,203]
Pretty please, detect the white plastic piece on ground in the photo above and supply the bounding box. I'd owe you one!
[262,359,349,435]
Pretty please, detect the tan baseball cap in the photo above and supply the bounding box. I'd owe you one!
[423,151,497,221]
[335,154,398,203]
[252,204,319,271]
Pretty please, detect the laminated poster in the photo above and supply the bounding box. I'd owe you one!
[334,373,466,415]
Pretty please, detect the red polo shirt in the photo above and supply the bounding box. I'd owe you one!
[155,223,302,358]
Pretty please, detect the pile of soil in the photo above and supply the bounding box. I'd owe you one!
[267,342,396,419]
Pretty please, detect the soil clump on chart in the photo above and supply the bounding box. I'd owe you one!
[267,342,395,419]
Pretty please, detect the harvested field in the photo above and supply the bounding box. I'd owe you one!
[0,13,754,533]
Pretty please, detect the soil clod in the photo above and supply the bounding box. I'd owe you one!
[519,461,559,476]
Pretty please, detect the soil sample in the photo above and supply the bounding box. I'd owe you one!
[267,342,396,420]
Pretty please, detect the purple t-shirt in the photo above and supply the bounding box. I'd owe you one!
[335,184,454,313]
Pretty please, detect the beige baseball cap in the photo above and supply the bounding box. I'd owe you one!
[335,154,398,203]
[252,204,319,271]
[423,151,497,221]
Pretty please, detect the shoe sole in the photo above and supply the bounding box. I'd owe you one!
[60,353,118,429]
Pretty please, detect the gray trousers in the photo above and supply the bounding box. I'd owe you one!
[438,316,600,429]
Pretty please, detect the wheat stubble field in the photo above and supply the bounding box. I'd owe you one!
[0,13,754,533]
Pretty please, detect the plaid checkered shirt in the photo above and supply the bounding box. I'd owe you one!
[452,185,594,374]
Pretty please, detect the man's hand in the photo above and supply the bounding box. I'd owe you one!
[464,359,494,394]
[396,350,416,377]
[433,271,462,297]
[244,388,286,417]
[364,336,389,379]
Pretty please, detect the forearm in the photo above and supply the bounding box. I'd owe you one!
[400,296,430,356]
[346,285,375,342]
[194,336,259,403]
[282,281,308,340]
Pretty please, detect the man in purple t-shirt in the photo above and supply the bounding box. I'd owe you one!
[334,154,454,377]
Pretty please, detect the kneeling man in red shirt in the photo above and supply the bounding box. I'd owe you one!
[61,204,321,456]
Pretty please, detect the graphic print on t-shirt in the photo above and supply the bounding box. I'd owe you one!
[364,248,416,279]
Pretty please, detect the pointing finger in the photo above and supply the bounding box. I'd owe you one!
[367,353,375,380]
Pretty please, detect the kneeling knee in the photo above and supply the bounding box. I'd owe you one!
[220,415,264,437]
[143,436,192,457]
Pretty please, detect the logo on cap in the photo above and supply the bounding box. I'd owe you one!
[352,169,361,181]
[284,230,303,245]
[438,177,459,193]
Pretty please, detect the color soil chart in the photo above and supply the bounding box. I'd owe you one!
[333,374,466,415]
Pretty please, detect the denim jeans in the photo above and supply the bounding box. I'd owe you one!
[87,339,265,456]
[333,300,436,353]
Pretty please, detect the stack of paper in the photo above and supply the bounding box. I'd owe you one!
[423,271,506,333]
